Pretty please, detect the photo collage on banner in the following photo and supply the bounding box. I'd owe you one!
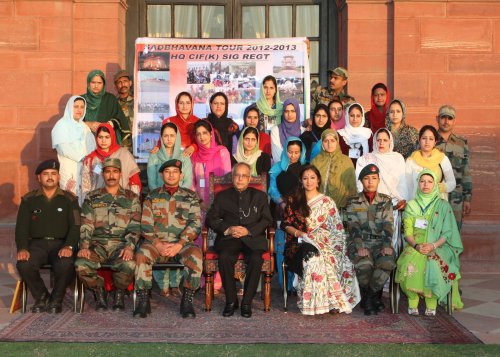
[134,38,310,162]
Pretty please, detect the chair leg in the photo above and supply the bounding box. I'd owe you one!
[390,270,400,314]
[21,280,27,314]
[78,280,85,314]
[447,290,453,316]
[133,290,137,311]
[264,273,271,312]
[205,272,213,312]
[282,261,288,312]
[73,278,79,313]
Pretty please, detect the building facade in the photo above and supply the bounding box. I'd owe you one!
[1,0,499,269]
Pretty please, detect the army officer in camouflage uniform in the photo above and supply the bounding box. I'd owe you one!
[311,67,355,115]
[436,105,472,231]
[344,164,395,315]
[75,158,141,311]
[134,159,202,319]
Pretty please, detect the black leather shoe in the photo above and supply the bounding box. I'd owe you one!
[364,290,378,316]
[31,291,49,313]
[112,289,125,311]
[222,300,239,317]
[240,304,252,318]
[46,299,63,314]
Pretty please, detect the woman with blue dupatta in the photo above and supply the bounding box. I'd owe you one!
[396,169,464,316]
[268,137,306,292]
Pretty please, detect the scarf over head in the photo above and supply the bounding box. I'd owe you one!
[311,104,332,141]
[52,95,92,148]
[243,104,260,128]
[157,122,183,163]
[166,91,199,149]
[83,69,106,122]
[407,169,440,215]
[368,83,391,133]
[330,100,346,131]
[256,80,283,117]
[191,122,226,163]
[338,103,372,158]
[278,98,302,147]
[234,127,263,176]
[311,129,356,208]
[361,128,406,200]
[385,98,407,131]
[206,92,238,149]
[85,123,121,167]
[275,136,306,172]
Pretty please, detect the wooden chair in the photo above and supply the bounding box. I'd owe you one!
[12,264,79,313]
[201,172,275,312]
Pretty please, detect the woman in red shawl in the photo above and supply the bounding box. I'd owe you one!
[364,83,390,134]
[161,91,200,157]
[81,123,141,200]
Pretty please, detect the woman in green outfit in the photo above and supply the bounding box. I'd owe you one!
[396,169,463,316]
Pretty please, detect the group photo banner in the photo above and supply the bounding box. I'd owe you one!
[133,37,310,162]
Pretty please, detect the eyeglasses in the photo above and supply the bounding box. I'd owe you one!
[234,174,250,179]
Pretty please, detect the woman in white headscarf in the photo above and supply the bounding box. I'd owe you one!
[338,103,373,166]
[51,96,96,203]
[355,128,408,248]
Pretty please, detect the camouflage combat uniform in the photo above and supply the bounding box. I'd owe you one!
[344,192,395,292]
[134,186,202,291]
[75,187,141,289]
[118,94,134,152]
[437,133,472,230]
[311,87,355,114]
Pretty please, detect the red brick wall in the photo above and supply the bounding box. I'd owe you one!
[0,0,127,220]
[346,0,500,269]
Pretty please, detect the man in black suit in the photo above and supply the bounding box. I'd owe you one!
[206,162,272,318]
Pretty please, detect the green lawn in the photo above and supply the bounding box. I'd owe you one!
[1,343,499,357]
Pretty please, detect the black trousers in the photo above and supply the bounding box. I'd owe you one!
[16,239,75,302]
[216,238,264,305]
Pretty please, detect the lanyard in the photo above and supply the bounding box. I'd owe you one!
[416,197,438,216]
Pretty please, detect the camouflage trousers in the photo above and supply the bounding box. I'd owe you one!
[134,242,202,291]
[75,240,135,290]
[351,241,395,292]
[449,191,464,231]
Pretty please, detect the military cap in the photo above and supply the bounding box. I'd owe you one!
[114,69,131,83]
[35,159,60,175]
[102,157,122,170]
[327,67,348,80]
[437,105,456,119]
[159,159,182,173]
[358,164,379,180]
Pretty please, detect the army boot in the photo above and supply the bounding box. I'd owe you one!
[93,286,108,311]
[112,289,125,311]
[364,289,378,316]
[374,289,385,312]
[180,288,196,318]
[133,289,151,318]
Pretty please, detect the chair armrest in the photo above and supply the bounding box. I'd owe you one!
[267,226,275,254]
[202,227,208,255]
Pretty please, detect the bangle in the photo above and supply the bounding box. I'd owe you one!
[294,230,298,238]
[414,244,419,250]
[432,243,437,250]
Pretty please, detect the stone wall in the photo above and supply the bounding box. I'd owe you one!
[0,0,127,220]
